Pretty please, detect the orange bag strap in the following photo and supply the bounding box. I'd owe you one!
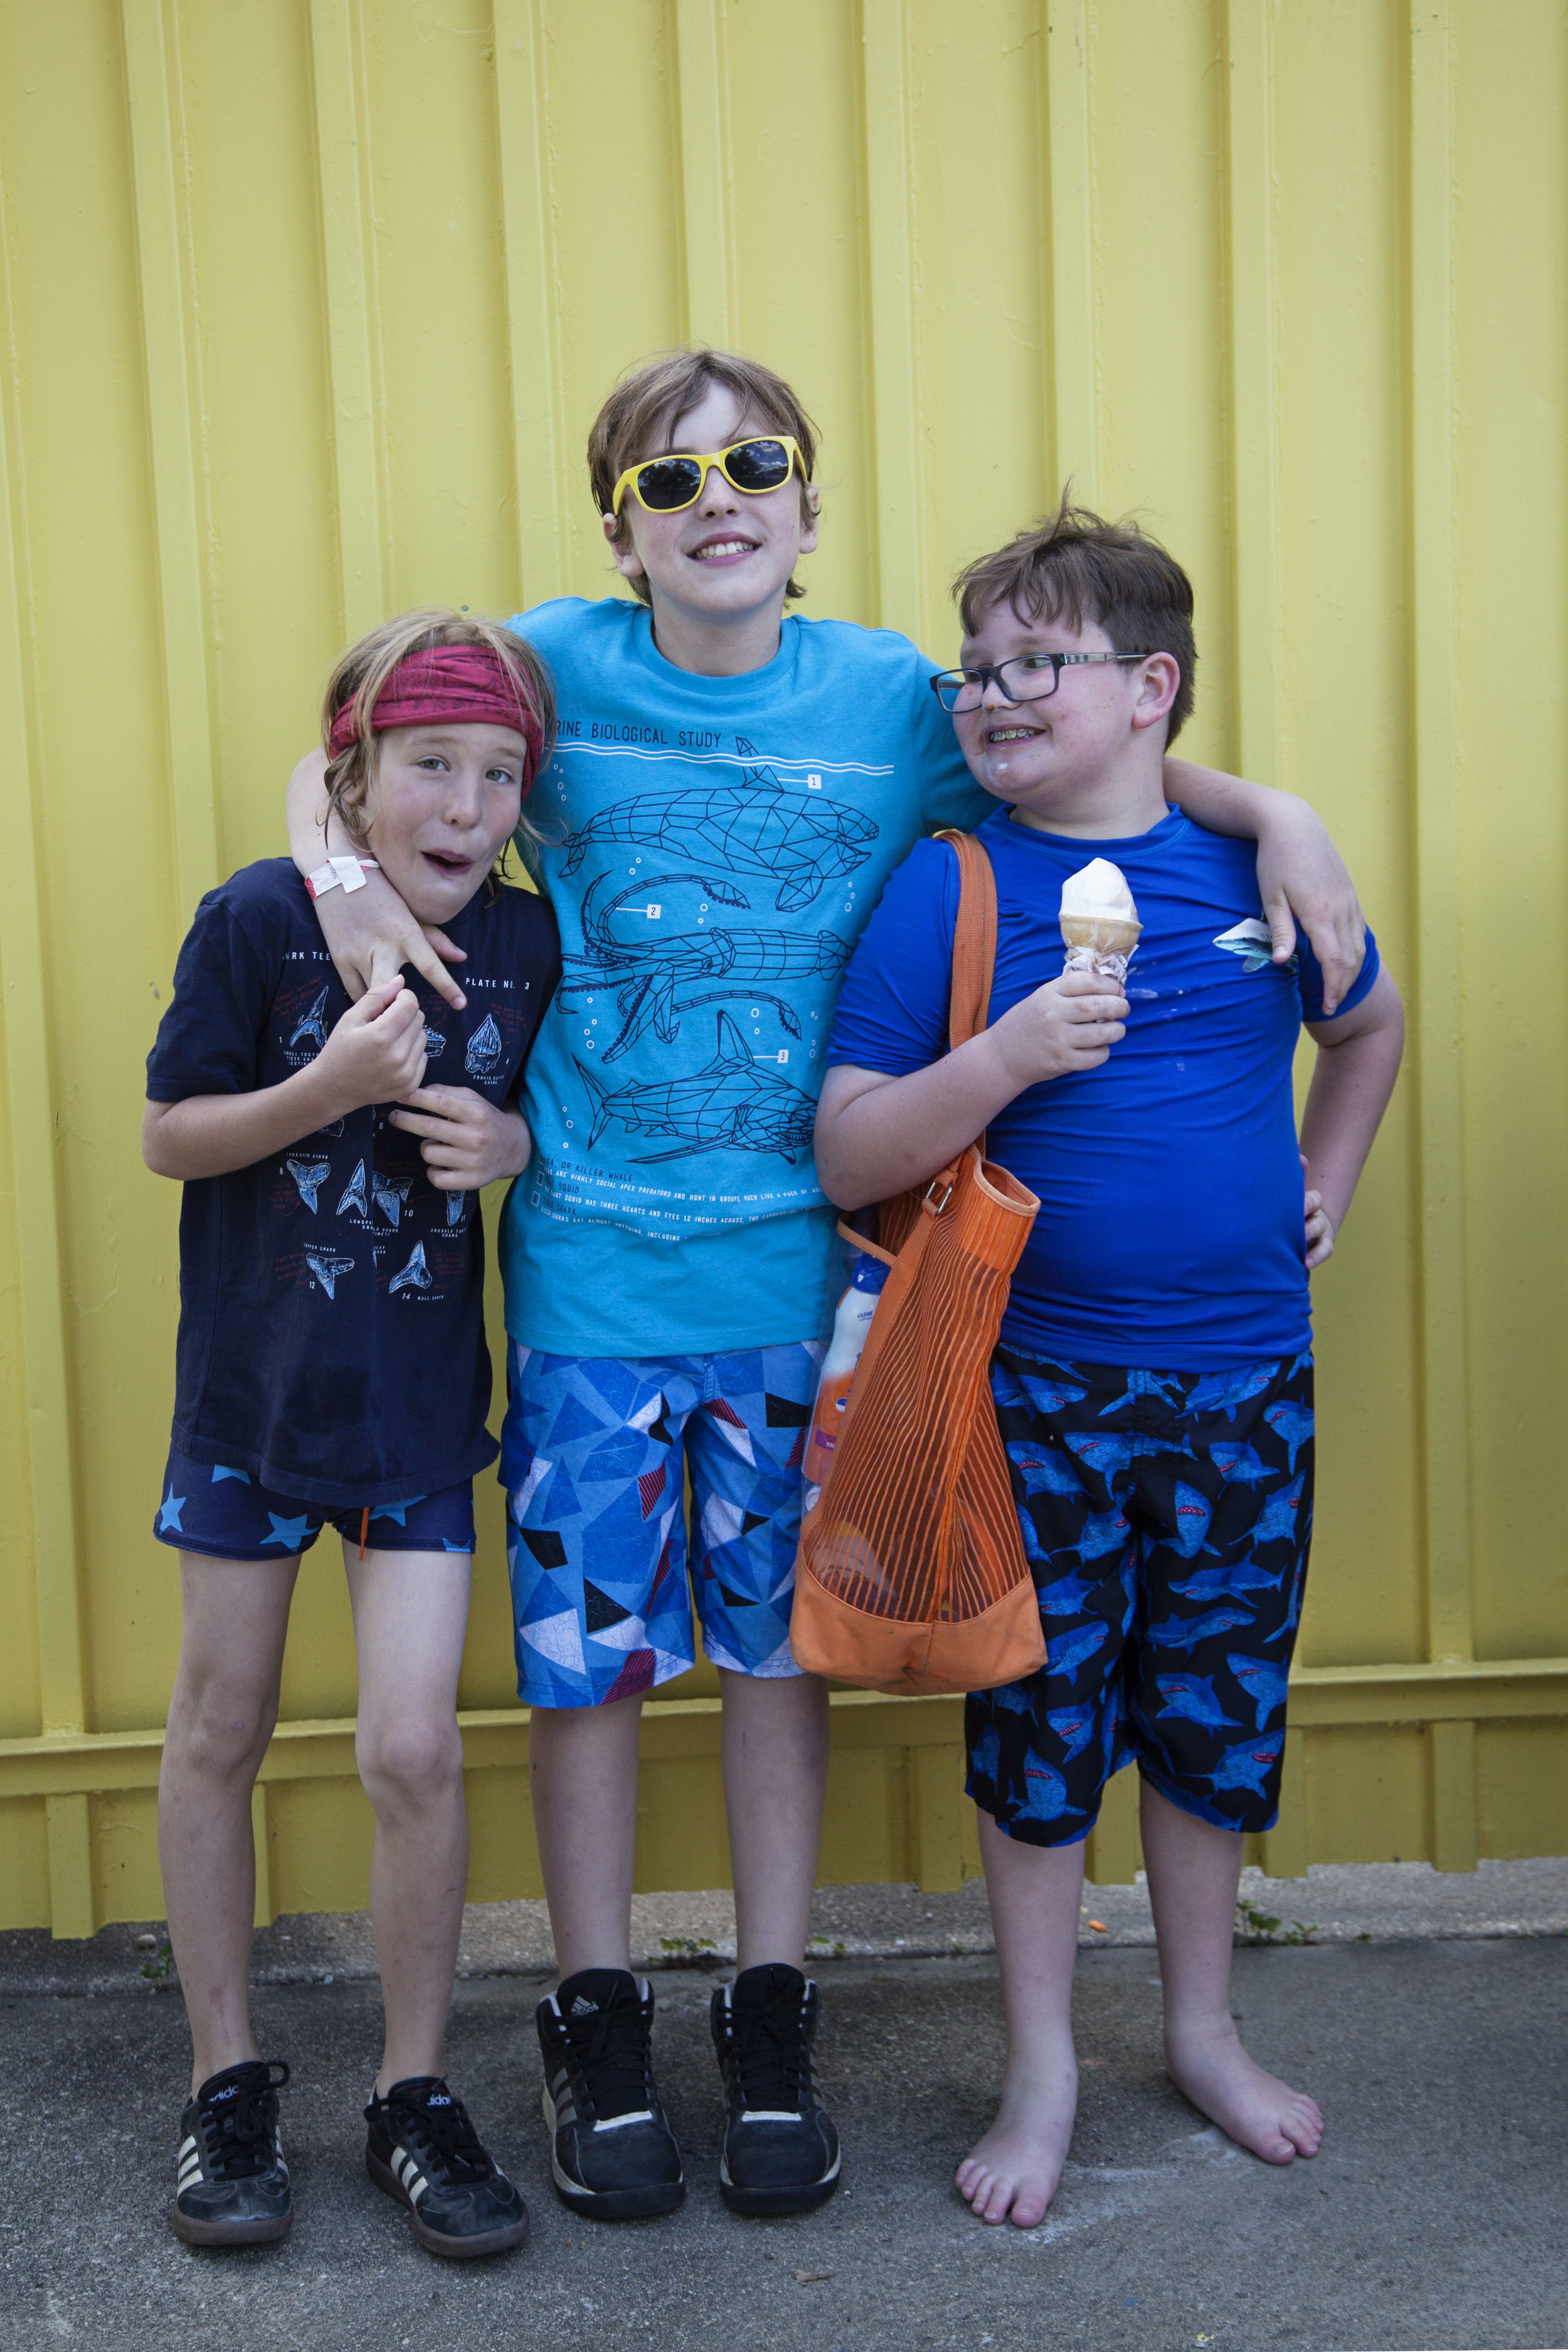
[836,829,999,1272]
[933,827,999,1049]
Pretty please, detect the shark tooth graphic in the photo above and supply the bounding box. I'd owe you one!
[304,1249,354,1299]
[423,1024,448,1057]
[287,985,331,1053]
[372,1173,413,1227]
[285,1156,331,1212]
[445,1189,469,1226]
[464,1013,502,1079]
[337,1159,368,1217]
[389,1242,432,1295]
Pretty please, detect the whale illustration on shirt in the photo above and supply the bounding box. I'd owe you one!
[575,1011,817,1164]
[559,740,877,912]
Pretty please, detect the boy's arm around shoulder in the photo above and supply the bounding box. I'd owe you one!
[1298,965,1405,1269]
[1162,755,1365,1014]
[285,747,469,1009]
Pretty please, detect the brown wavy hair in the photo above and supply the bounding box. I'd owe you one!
[953,494,1197,742]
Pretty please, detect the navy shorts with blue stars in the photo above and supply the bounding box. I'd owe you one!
[966,1349,1315,1846]
[152,1444,476,1562]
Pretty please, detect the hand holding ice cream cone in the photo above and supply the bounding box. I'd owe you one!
[1060,858,1142,983]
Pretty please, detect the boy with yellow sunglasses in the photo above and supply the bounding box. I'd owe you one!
[284,346,1365,2223]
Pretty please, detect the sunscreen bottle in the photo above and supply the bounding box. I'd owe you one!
[802,1251,889,1492]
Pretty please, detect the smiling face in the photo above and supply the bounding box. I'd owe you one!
[360,723,528,925]
[953,600,1179,837]
[605,379,819,635]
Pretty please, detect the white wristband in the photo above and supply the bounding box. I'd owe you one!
[306,856,379,900]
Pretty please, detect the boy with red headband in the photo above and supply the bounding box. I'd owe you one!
[147,614,558,2258]
[283,351,1368,2223]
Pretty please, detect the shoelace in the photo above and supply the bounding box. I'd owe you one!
[729,1985,807,2112]
[564,1985,654,2121]
[199,2060,289,2179]
[384,2081,492,2185]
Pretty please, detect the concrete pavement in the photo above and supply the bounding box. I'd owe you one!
[4,1863,1565,2351]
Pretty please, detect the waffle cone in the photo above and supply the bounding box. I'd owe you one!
[1060,914,1142,957]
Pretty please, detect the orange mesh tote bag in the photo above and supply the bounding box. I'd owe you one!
[790,831,1046,1698]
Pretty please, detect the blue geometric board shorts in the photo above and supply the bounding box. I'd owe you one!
[967,1349,1315,1847]
[499,1339,825,1708]
[152,1444,476,1561]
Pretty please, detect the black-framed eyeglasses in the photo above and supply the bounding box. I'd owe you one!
[928,651,1147,715]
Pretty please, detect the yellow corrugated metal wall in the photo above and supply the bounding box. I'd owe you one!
[2,1,1565,1935]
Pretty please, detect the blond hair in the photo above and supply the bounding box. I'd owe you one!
[320,609,556,851]
[586,348,819,607]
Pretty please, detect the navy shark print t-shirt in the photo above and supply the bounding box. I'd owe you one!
[147,858,559,1506]
[827,806,1380,1370]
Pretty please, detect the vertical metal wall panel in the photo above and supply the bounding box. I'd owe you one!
[724,0,874,628]
[177,0,342,878]
[1271,0,1423,1682]
[493,0,571,610]
[1452,3,1568,1673]
[1,1,1565,1930]
[1042,0,1099,501]
[906,0,1052,605]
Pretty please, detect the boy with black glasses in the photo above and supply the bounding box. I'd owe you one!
[815,499,1404,2227]
[285,354,1368,2222]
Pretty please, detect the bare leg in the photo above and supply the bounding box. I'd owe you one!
[346,1545,472,2095]
[158,1554,299,2094]
[955,1809,1083,2227]
[528,1690,645,1979]
[1141,1779,1323,2161]
[719,1668,829,1973]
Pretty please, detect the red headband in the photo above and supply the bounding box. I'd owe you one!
[327,645,546,790]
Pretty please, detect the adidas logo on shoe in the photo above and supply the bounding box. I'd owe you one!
[570,1996,599,2016]
[363,2076,529,2259]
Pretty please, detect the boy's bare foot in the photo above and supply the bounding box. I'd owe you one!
[1163,2016,1322,2163]
[955,2061,1078,2228]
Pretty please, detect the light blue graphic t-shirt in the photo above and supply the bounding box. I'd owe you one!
[500,597,988,1357]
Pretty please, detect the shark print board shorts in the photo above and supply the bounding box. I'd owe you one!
[500,1339,824,1707]
[967,1349,1315,1846]
[153,1445,476,1560]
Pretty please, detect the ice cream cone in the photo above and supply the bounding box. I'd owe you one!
[1059,859,1142,981]
[1060,913,1143,962]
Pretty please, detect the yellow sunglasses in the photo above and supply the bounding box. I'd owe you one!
[610,435,807,518]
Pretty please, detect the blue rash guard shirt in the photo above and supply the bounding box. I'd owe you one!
[146,859,559,1506]
[498,597,989,1358]
[825,805,1380,1370]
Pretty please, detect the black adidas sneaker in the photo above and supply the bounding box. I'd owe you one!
[364,2077,528,2257]
[712,1964,840,2215]
[171,2059,292,2246]
[536,1969,684,2220]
